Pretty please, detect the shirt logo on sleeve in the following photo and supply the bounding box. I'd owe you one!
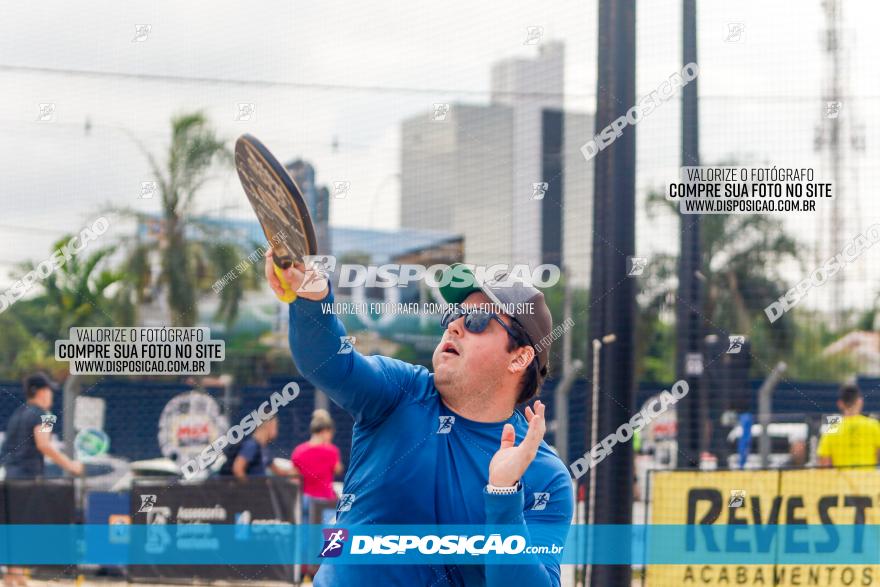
[531,492,550,510]
[40,414,57,432]
[338,493,356,512]
[437,416,455,434]
[338,336,356,354]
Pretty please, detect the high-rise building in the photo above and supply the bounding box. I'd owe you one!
[286,159,332,253]
[400,41,593,286]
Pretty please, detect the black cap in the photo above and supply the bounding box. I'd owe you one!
[24,372,58,396]
[438,263,553,374]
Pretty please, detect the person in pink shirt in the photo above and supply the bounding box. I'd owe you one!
[291,409,344,522]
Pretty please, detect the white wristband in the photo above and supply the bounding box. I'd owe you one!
[486,481,521,495]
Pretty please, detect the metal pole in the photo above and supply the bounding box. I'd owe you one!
[585,334,615,587]
[555,268,577,464]
[758,362,788,468]
[219,374,235,417]
[588,1,636,584]
[676,0,704,468]
[62,375,81,458]
[562,268,573,379]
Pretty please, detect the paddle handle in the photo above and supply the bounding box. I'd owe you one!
[273,264,298,303]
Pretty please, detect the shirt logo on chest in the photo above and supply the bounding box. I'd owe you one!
[531,492,550,510]
[437,416,456,434]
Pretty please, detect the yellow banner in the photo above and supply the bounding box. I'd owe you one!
[646,468,880,586]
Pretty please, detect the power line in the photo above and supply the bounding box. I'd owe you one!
[0,63,577,99]
[0,223,73,235]
[5,63,880,101]
[0,118,384,153]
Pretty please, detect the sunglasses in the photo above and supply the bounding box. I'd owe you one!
[440,306,524,343]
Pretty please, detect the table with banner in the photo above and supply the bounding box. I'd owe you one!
[647,468,880,587]
[0,479,76,581]
[128,477,299,584]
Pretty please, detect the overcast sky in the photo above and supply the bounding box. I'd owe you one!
[1,0,878,309]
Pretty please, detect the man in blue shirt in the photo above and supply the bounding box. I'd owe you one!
[265,254,573,586]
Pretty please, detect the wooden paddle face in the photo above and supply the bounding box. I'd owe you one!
[234,134,317,269]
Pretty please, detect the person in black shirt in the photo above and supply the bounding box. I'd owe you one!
[1,373,83,586]
[1,373,83,479]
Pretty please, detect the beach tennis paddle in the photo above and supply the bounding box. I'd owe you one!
[234,134,318,302]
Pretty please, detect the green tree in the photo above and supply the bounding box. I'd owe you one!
[1,237,132,378]
[640,187,804,374]
[0,312,46,379]
[779,311,859,381]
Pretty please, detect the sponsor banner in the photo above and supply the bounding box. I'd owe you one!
[128,477,297,583]
[647,468,880,586]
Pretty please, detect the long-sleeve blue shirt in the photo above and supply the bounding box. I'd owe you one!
[288,288,574,586]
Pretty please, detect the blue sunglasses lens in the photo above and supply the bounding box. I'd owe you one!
[463,312,492,333]
[440,307,458,329]
[441,308,493,333]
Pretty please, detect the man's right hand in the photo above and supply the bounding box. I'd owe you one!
[264,250,329,302]
[68,461,84,476]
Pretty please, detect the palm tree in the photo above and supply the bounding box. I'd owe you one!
[116,112,256,329]
[145,112,231,326]
[47,247,130,334]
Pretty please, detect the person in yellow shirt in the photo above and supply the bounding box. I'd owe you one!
[817,383,880,467]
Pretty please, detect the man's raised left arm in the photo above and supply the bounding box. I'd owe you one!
[483,402,574,586]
